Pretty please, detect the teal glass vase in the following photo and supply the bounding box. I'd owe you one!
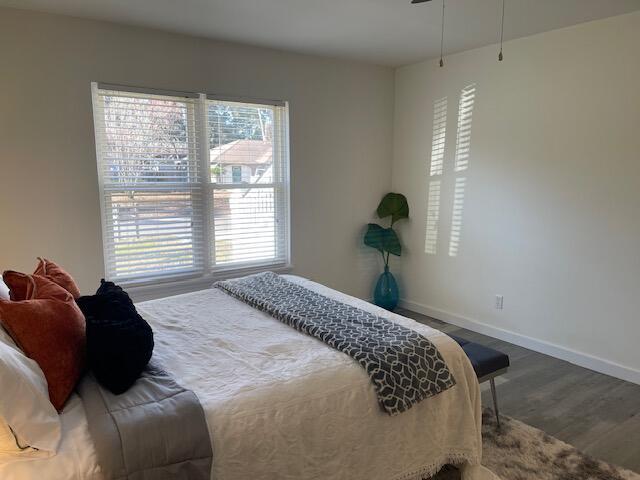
[374,266,399,311]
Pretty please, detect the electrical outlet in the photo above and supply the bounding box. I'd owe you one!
[495,295,504,310]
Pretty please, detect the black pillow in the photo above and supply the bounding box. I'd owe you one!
[76,280,154,394]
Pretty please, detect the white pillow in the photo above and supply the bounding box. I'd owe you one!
[0,421,47,461]
[0,278,9,300]
[0,328,61,459]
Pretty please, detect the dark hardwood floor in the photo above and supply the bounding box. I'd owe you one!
[397,308,640,473]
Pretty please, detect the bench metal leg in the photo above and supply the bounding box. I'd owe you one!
[489,378,501,430]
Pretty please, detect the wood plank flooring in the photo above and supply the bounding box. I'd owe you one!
[396,308,640,473]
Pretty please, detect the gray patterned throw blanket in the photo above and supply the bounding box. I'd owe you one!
[215,272,455,415]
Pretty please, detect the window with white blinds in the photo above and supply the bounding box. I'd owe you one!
[92,83,290,284]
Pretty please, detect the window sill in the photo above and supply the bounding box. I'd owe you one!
[126,264,293,303]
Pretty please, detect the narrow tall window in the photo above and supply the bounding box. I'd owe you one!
[92,84,290,284]
[208,100,289,268]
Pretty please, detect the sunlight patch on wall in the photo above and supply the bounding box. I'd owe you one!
[425,180,441,255]
[430,97,448,176]
[448,177,467,257]
[454,84,476,172]
[425,96,448,255]
[448,83,476,257]
[424,86,476,257]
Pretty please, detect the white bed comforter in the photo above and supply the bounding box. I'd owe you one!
[0,275,497,480]
[141,275,496,480]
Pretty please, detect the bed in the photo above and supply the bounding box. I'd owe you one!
[0,275,497,480]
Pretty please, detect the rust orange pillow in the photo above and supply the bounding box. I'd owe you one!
[0,272,86,411]
[3,270,33,301]
[33,258,81,299]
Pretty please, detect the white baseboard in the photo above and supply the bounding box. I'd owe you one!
[399,299,640,385]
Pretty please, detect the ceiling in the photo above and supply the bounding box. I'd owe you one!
[3,0,639,66]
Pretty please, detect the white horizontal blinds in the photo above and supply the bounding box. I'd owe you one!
[208,100,289,269]
[93,86,205,282]
[92,84,290,284]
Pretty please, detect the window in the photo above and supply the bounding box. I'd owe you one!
[231,166,243,184]
[91,83,290,285]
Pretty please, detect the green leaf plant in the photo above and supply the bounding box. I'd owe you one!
[364,193,409,268]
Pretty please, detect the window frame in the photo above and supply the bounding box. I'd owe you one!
[91,82,291,294]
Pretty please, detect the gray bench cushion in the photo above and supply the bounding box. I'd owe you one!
[449,335,509,379]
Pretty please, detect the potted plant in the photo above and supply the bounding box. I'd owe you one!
[364,193,409,311]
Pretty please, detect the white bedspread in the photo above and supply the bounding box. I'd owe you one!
[0,275,497,480]
[139,275,496,480]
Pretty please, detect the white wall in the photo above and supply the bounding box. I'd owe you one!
[0,8,394,299]
[393,11,640,382]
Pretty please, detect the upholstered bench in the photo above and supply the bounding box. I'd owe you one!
[449,334,510,428]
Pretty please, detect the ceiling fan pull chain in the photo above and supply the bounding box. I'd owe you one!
[498,0,505,61]
[439,0,445,67]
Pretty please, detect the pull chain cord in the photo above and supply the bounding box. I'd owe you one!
[498,0,505,61]
[439,0,445,67]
